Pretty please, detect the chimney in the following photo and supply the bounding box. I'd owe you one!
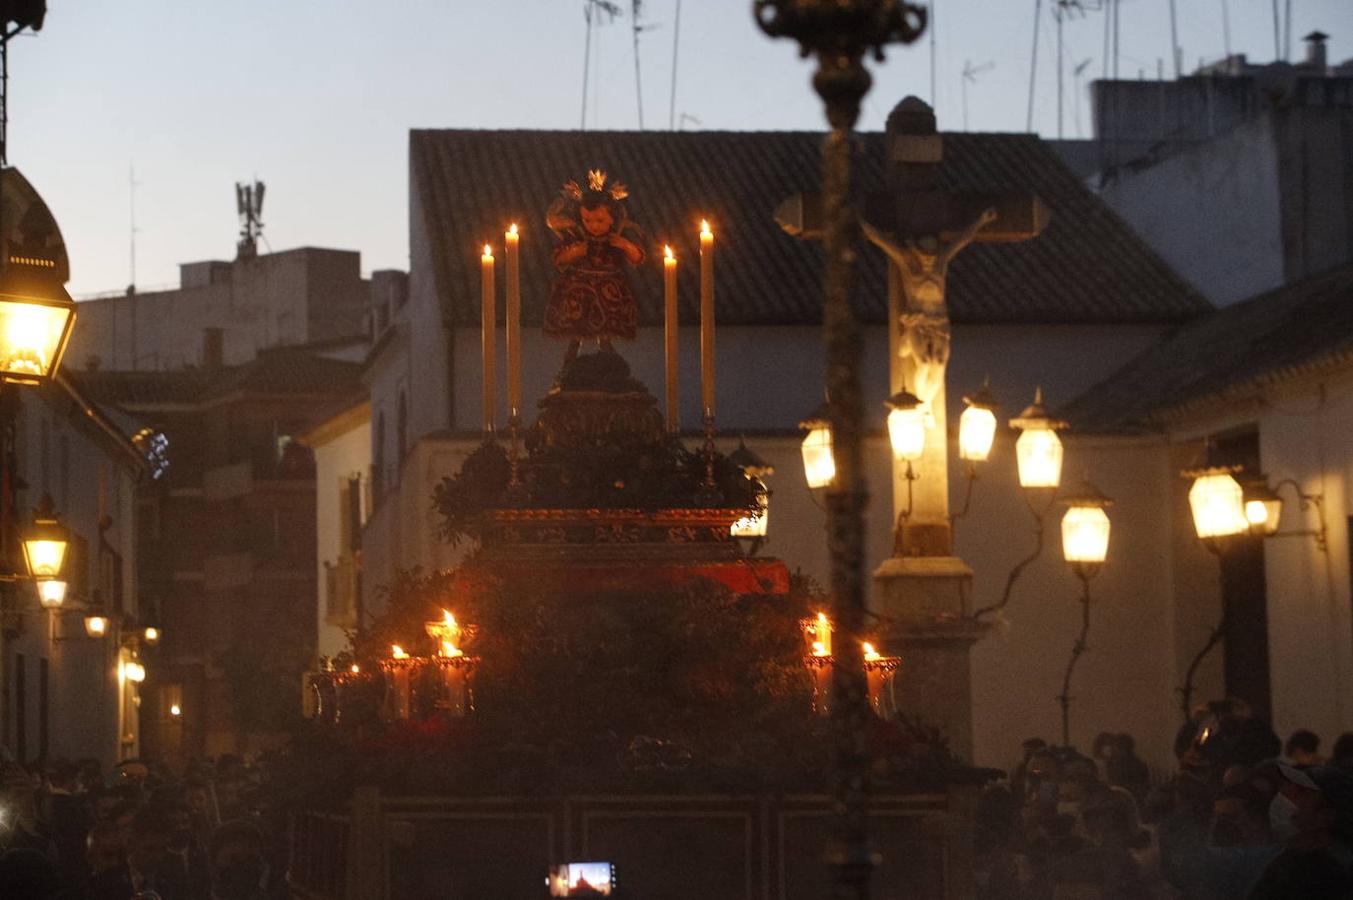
[1304,31,1329,71]
[202,327,224,369]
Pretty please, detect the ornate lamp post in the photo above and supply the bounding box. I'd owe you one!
[1057,481,1112,747]
[1179,466,1247,718]
[755,1,926,895]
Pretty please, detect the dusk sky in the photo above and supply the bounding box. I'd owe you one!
[9,0,1349,297]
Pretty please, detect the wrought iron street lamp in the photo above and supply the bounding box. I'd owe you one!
[1057,481,1112,747]
[1010,388,1066,490]
[884,390,926,462]
[1186,468,1247,541]
[756,0,927,894]
[729,438,774,549]
[799,406,835,490]
[0,287,76,385]
[36,579,65,609]
[21,493,68,579]
[958,382,998,464]
[84,614,109,638]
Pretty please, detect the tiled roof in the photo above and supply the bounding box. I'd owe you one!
[411,128,1210,327]
[73,348,363,409]
[1062,265,1353,433]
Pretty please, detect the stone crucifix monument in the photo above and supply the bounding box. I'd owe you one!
[777,97,1049,758]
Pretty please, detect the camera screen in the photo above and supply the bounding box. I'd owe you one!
[547,861,615,896]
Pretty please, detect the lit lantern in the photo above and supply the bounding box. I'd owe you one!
[84,615,108,638]
[170,704,182,717]
[1242,478,1282,537]
[801,612,832,657]
[381,647,415,721]
[959,382,999,463]
[1061,481,1113,576]
[22,494,68,580]
[0,288,76,385]
[1009,388,1066,489]
[124,661,146,683]
[36,579,66,609]
[143,626,161,645]
[1187,468,1247,540]
[729,438,774,539]
[885,390,926,462]
[431,655,478,717]
[799,407,835,489]
[730,505,768,539]
[862,643,902,715]
[806,655,832,716]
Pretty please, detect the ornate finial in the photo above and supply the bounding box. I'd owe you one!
[561,179,583,201]
[587,169,608,192]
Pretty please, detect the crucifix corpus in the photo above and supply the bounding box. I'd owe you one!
[776,96,1049,757]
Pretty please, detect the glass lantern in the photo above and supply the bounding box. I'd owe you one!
[1009,388,1066,489]
[959,382,999,462]
[799,407,835,489]
[1187,469,1247,540]
[885,390,926,462]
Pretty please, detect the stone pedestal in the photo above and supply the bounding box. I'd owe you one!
[873,556,992,761]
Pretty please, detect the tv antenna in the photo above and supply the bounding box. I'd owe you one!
[1071,58,1092,137]
[235,179,265,261]
[668,0,682,130]
[677,112,701,131]
[129,165,140,292]
[580,0,622,130]
[629,1,661,129]
[960,60,994,131]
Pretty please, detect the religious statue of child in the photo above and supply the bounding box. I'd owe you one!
[544,169,645,362]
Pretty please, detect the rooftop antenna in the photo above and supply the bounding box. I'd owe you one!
[667,0,682,130]
[629,1,660,129]
[960,60,994,131]
[1026,0,1042,132]
[1168,0,1181,76]
[1220,0,1231,60]
[1071,57,1092,136]
[580,0,622,130]
[1052,1,1099,138]
[129,165,139,293]
[929,0,937,105]
[678,112,701,131]
[235,179,264,261]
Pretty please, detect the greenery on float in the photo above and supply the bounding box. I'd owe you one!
[267,563,988,811]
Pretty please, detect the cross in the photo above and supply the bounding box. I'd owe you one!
[776,96,1048,559]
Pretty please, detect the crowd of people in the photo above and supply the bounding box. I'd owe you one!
[975,701,1353,899]
[0,753,286,899]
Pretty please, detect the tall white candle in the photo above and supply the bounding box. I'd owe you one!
[481,244,496,435]
[505,225,521,424]
[699,220,715,422]
[664,245,679,433]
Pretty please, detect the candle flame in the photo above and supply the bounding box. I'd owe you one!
[482,244,493,258]
[443,610,457,627]
[441,640,464,658]
[350,664,360,673]
[812,640,828,657]
[817,612,829,628]
[700,219,711,236]
[664,244,674,260]
[508,223,518,237]
[391,645,408,659]
[863,642,881,662]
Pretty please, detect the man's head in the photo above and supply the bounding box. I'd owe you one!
[1286,729,1322,766]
